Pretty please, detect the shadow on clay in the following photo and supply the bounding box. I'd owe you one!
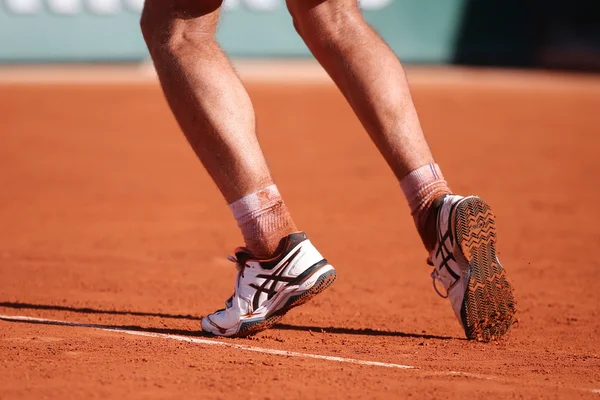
[0,301,200,320]
[0,301,212,337]
[272,323,458,341]
[0,301,459,341]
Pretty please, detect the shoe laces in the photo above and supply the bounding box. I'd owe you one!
[227,255,246,279]
[430,269,449,299]
[429,263,460,300]
[426,255,448,298]
[223,254,251,308]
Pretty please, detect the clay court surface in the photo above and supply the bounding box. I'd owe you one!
[0,65,599,399]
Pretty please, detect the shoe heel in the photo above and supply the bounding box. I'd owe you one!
[288,267,337,308]
[234,267,336,338]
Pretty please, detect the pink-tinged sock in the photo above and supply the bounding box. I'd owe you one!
[229,185,297,259]
[400,163,452,249]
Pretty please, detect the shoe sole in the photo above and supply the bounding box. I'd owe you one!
[233,267,337,338]
[455,197,516,342]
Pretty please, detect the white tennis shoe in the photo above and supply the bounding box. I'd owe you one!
[201,232,336,337]
[428,195,516,341]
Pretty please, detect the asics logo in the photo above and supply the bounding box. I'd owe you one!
[469,222,486,231]
[249,248,302,311]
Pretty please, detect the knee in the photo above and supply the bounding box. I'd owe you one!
[140,0,222,56]
[286,0,360,43]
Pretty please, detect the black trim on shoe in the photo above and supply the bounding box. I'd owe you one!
[286,259,329,287]
[258,232,308,270]
[250,247,303,311]
[435,200,461,281]
[232,233,309,270]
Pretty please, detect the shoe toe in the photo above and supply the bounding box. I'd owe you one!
[201,309,236,336]
[201,316,216,334]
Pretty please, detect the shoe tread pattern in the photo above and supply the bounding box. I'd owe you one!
[456,197,516,342]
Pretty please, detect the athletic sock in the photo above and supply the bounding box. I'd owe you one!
[400,163,452,250]
[229,184,297,259]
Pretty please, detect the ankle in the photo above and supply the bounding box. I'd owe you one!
[400,163,451,252]
[416,194,447,252]
[229,185,298,259]
[242,202,297,259]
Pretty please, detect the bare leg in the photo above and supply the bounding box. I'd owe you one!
[142,1,338,338]
[141,0,270,203]
[141,0,296,257]
[287,0,435,180]
[285,1,516,342]
[286,0,450,248]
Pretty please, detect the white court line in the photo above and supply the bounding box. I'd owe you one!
[0,314,413,369]
[1,313,599,395]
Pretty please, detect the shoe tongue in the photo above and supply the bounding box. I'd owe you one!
[426,254,434,266]
[233,248,253,265]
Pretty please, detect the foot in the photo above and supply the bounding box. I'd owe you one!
[428,195,516,341]
[201,232,337,337]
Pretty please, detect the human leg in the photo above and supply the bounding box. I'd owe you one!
[140,0,336,337]
[286,0,450,250]
[286,0,515,340]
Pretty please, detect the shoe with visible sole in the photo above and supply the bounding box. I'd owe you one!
[429,195,516,341]
[201,232,336,338]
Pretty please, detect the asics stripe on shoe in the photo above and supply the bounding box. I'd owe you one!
[201,232,336,338]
